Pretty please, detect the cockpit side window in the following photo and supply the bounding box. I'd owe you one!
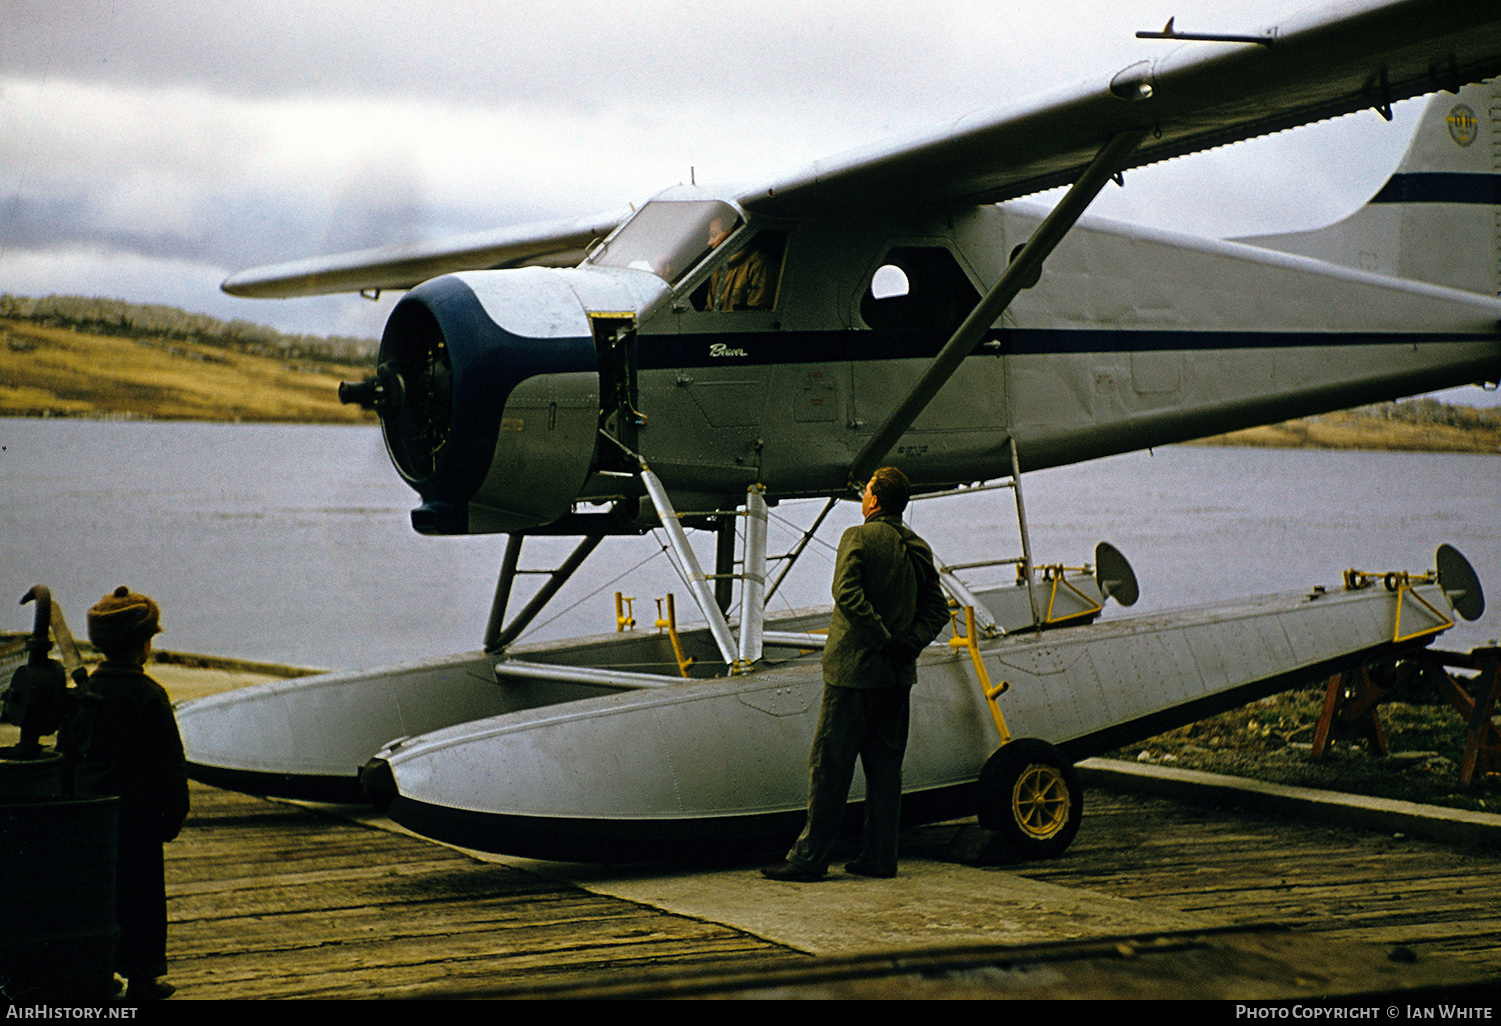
[691,230,788,312]
[588,200,742,285]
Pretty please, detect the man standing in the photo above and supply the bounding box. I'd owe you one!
[76,586,190,1000]
[763,466,949,881]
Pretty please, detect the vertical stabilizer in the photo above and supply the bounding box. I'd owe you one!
[1238,79,1500,298]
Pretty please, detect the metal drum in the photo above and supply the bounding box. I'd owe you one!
[0,751,64,799]
[0,794,119,1001]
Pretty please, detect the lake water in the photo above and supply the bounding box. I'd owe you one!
[2,418,1496,669]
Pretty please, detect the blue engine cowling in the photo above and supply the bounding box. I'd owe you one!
[344,266,666,534]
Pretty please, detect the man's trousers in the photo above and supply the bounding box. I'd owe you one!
[786,683,912,873]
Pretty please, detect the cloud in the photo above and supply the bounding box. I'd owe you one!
[0,0,1456,345]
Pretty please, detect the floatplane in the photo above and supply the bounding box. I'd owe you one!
[180,1,1501,863]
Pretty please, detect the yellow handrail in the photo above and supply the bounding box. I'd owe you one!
[614,592,636,632]
[654,594,694,678]
[1341,568,1453,644]
[950,605,1010,745]
[1392,578,1454,645]
[1040,565,1104,625]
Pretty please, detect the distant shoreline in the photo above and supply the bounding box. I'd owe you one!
[1,316,375,424]
[9,399,1496,455]
[3,315,1497,451]
[1187,402,1501,455]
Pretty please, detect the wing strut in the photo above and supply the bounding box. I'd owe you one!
[847,129,1147,488]
[485,533,605,652]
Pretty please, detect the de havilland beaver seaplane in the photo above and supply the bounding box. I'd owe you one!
[177,0,1501,863]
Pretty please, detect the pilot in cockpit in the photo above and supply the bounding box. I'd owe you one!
[699,216,775,311]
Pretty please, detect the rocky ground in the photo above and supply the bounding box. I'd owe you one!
[1113,677,1501,815]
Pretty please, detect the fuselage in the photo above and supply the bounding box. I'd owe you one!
[363,193,1501,536]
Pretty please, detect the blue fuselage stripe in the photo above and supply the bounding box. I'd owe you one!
[1369,172,1501,205]
[636,328,1497,370]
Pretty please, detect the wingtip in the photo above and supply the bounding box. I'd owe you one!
[219,273,258,298]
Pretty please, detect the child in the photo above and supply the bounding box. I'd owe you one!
[76,586,189,1000]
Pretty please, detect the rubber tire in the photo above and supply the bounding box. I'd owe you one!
[976,738,1083,861]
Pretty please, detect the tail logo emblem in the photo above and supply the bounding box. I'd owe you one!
[1446,104,1478,147]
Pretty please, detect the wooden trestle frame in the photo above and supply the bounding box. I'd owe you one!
[1312,646,1501,785]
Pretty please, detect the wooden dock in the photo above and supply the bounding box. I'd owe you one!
[163,781,1501,999]
[169,782,803,998]
[1019,789,1501,973]
[9,655,1500,998]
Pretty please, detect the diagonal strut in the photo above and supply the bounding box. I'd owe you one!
[847,129,1147,489]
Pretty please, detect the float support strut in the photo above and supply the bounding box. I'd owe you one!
[484,534,526,650]
[738,486,768,666]
[640,463,745,671]
[485,534,604,653]
[714,515,736,613]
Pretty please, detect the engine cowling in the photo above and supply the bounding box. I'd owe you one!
[343,266,666,534]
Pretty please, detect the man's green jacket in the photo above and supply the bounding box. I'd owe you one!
[821,513,950,689]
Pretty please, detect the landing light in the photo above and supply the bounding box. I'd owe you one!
[1109,61,1154,101]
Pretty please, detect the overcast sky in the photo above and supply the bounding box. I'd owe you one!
[4,0,1491,408]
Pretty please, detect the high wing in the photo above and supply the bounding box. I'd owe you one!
[220,209,627,299]
[741,0,1501,217]
[222,0,1501,299]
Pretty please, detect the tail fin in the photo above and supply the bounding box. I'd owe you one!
[1238,78,1500,298]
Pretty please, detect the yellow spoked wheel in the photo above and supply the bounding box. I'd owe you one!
[1012,762,1072,840]
[977,738,1083,860]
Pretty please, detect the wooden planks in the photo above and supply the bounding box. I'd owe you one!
[160,781,1501,997]
[1016,789,1501,974]
[165,783,802,999]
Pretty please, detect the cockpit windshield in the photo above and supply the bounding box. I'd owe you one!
[587,200,741,285]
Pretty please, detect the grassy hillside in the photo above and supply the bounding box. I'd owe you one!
[1194,401,1501,455]
[2,309,1498,448]
[1,317,375,423]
